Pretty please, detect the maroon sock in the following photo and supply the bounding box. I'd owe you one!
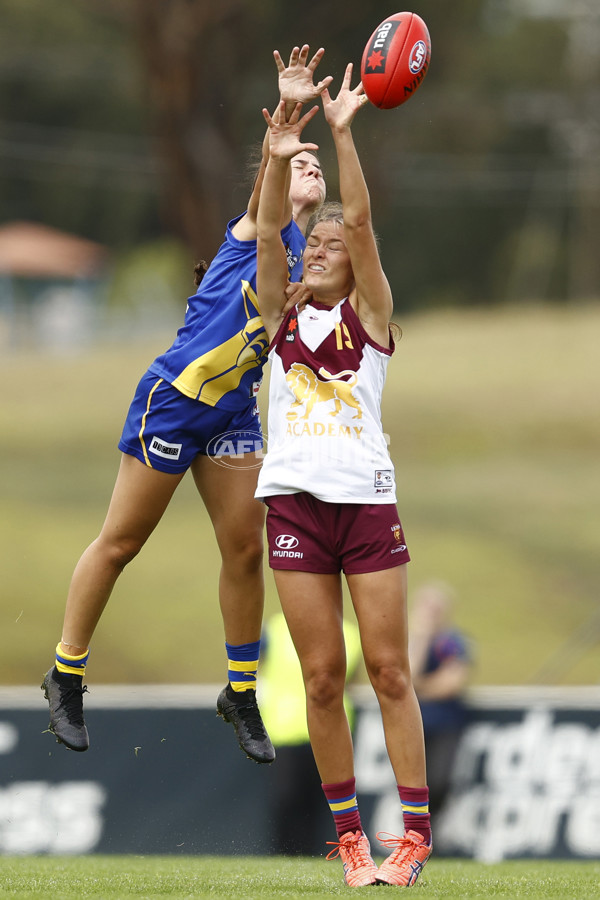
[322,777,362,838]
[397,785,431,845]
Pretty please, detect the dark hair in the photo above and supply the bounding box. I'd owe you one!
[245,143,264,192]
[193,260,208,287]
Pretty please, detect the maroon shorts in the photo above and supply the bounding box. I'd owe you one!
[265,492,410,574]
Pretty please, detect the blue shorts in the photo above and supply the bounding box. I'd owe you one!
[118,370,263,473]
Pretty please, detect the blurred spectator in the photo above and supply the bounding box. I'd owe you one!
[259,611,362,855]
[409,581,473,820]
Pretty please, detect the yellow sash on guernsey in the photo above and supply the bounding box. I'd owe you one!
[172,281,268,405]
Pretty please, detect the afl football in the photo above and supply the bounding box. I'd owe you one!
[361,12,431,109]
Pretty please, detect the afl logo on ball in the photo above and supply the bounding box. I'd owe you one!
[275,534,299,550]
[409,41,427,74]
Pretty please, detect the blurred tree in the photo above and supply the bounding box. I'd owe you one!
[0,0,160,247]
[0,0,597,306]
[124,1,406,257]
[128,0,259,259]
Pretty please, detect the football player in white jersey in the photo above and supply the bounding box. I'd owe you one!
[255,66,432,887]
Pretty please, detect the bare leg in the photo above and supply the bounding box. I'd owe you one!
[347,564,427,787]
[195,452,272,761]
[191,453,265,645]
[61,454,185,654]
[273,570,354,783]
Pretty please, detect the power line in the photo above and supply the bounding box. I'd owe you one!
[0,120,160,190]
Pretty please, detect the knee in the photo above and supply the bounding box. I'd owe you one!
[305,666,346,711]
[94,534,144,572]
[220,530,264,575]
[367,660,412,703]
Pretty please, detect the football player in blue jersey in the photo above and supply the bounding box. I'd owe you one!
[41,46,329,764]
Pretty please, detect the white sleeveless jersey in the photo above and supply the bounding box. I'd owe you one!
[255,298,397,504]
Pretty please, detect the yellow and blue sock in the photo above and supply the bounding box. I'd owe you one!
[55,643,89,677]
[226,640,260,692]
[322,777,362,838]
[398,785,431,844]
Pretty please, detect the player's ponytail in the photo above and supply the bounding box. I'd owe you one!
[193,260,208,287]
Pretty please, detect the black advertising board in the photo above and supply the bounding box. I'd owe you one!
[1,686,599,859]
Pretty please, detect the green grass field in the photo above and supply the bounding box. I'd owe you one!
[2,302,599,686]
[1,856,599,899]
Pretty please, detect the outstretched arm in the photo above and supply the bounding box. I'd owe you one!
[322,64,393,344]
[234,46,330,241]
[257,101,319,341]
[274,45,331,228]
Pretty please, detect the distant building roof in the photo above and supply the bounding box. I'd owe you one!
[0,221,109,279]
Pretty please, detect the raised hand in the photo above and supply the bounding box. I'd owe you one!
[275,45,333,107]
[262,101,319,161]
[322,62,369,131]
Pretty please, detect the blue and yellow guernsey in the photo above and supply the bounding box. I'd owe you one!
[149,213,305,411]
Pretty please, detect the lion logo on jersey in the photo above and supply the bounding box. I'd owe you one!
[285,364,363,420]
